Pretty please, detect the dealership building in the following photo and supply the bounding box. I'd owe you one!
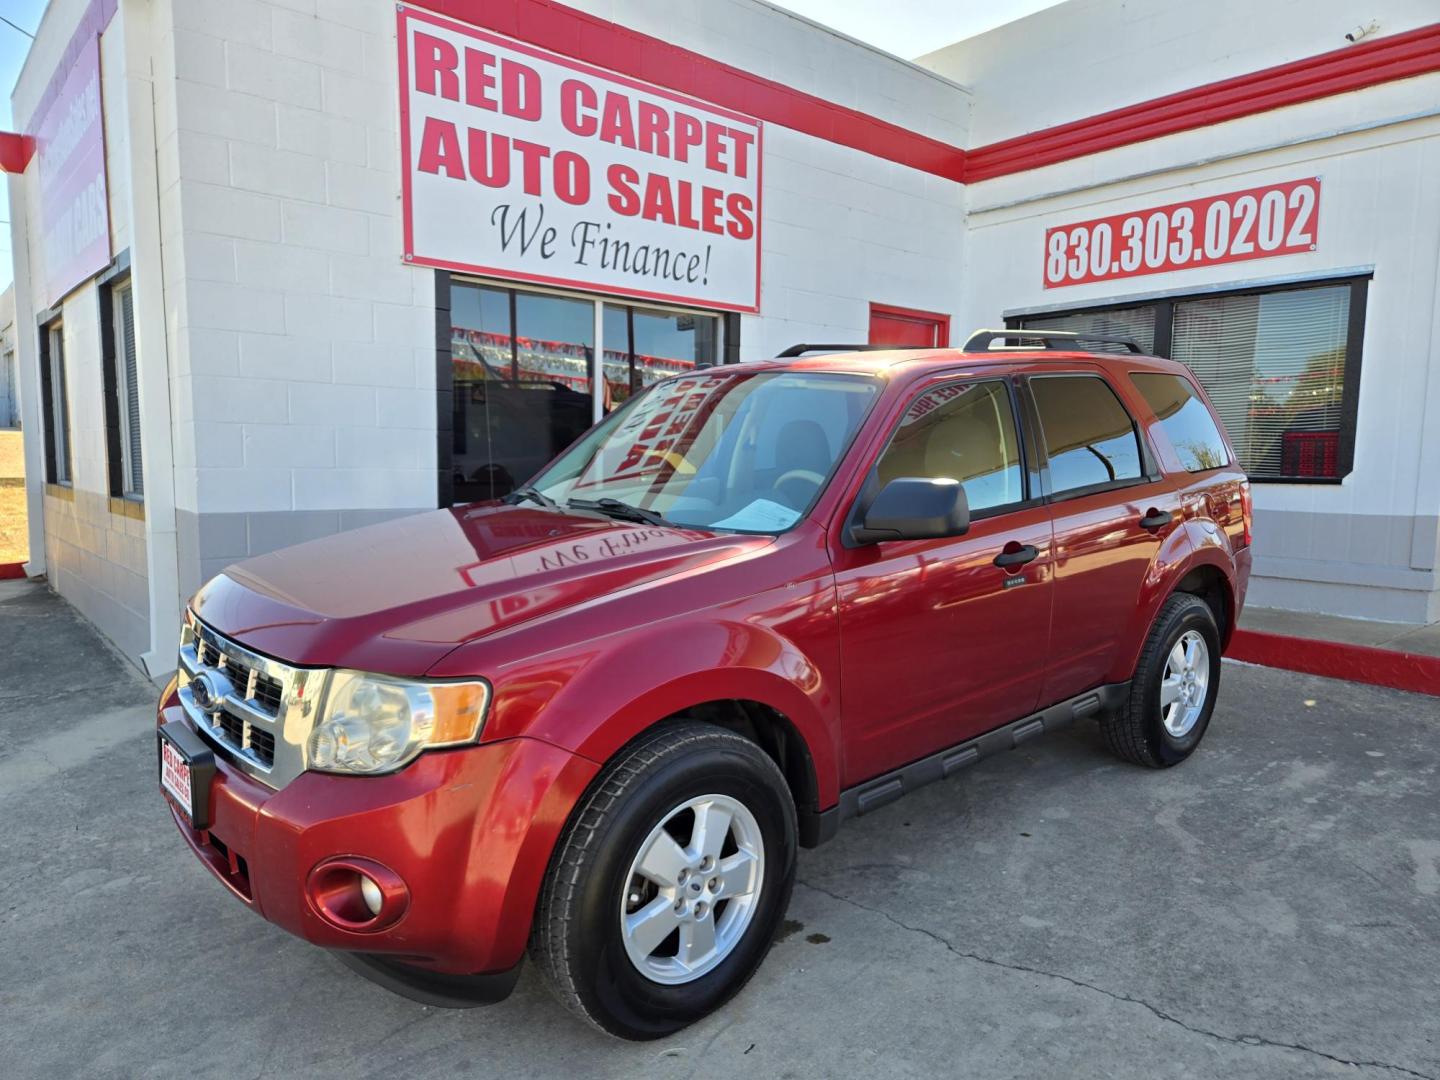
[4,0,1440,673]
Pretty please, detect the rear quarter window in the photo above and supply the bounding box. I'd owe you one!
[1131,372,1231,472]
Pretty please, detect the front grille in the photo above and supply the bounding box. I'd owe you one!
[217,709,246,748]
[195,635,285,716]
[179,614,321,789]
[248,726,276,767]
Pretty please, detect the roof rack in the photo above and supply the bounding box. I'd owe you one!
[962,328,1144,354]
[776,343,897,357]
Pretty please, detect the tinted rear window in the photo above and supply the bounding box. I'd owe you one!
[1131,372,1231,473]
[1030,375,1144,495]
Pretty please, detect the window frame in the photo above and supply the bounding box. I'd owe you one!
[847,373,1040,543]
[99,258,143,503]
[1021,371,1161,503]
[1007,273,1370,484]
[37,313,71,488]
[435,271,738,508]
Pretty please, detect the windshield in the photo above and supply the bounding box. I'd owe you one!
[528,369,880,533]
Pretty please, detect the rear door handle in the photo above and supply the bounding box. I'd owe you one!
[1139,509,1173,530]
[993,544,1039,568]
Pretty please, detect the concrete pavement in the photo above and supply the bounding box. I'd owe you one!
[2,577,1438,1079]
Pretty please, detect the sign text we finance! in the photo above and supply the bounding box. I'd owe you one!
[400,8,763,312]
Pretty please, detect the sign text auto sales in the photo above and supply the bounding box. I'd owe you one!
[398,8,762,311]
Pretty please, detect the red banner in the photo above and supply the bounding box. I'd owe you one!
[1043,178,1320,289]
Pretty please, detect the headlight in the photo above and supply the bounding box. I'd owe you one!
[307,672,489,776]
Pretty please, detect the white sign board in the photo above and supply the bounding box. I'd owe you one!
[398,7,762,313]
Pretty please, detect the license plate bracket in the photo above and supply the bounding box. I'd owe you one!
[158,719,217,829]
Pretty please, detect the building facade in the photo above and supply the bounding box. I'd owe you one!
[0,286,16,428]
[4,0,1439,671]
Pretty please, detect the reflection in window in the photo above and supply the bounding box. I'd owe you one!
[1031,375,1143,494]
[450,282,594,503]
[535,371,879,532]
[1131,372,1230,472]
[602,303,718,408]
[876,381,1023,513]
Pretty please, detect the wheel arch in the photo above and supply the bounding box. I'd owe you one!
[1109,538,1239,683]
[645,699,829,847]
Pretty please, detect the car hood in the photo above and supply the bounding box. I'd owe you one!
[192,504,772,674]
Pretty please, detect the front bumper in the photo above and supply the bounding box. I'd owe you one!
[157,694,599,983]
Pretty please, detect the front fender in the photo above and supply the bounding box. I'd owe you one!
[1106,518,1237,684]
[442,617,842,810]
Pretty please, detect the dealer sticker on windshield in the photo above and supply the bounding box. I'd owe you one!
[710,499,801,532]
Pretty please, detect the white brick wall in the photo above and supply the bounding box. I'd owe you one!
[162,0,436,518]
[918,0,1440,147]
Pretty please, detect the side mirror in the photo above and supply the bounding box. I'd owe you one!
[851,477,971,545]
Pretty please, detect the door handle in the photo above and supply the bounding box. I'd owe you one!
[1139,508,1174,530]
[993,543,1039,568]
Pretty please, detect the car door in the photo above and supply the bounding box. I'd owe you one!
[830,374,1055,786]
[1023,368,1185,706]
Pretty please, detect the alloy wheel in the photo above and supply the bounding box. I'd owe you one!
[619,794,765,985]
[1160,629,1210,737]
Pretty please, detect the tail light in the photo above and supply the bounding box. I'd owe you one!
[1238,480,1253,549]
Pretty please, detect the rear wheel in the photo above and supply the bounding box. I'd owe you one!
[1101,593,1221,767]
[531,723,796,1039]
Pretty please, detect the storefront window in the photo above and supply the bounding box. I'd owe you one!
[1172,286,1349,481]
[1013,275,1366,482]
[602,303,719,409]
[451,282,594,503]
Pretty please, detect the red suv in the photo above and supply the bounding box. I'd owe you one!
[157,330,1251,1039]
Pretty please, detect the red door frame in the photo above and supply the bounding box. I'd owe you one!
[868,302,952,348]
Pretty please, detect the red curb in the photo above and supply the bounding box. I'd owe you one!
[1228,628,1440,698]
[0,562,27,580]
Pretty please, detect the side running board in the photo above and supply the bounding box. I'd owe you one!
[837,682,1130,821]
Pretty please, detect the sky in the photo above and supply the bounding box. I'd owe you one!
[765,0,1064,62]
[0,0,1061,292]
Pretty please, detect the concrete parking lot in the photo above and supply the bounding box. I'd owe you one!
[2,576,1438,1080]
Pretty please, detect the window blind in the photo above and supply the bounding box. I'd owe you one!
[118,284,144,496]
[1172,286,1349,479]
[1021,305,1157,354]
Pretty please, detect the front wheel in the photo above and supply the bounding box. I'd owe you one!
[531,723,797,1039]
[1101,592,1222,768]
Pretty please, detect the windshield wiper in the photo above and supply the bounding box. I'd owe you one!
[567,497,671,526]
[504,486,559,509]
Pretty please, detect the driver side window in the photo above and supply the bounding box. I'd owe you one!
[876,380,1025,514]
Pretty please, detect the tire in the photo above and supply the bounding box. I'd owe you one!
[531,722,797,1040]
[1101,592,1222,768]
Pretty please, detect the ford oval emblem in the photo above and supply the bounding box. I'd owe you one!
[191,672,220,712]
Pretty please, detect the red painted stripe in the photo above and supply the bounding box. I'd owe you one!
[404,0,967,181]
[0,131,35,173]
[0,562,27,581]
[965,22,1440,181]
[1228,628,1440,698]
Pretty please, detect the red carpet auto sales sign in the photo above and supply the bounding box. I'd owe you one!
[398,7,762,312]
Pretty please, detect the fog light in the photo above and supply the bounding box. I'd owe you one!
[359,873,383,916]
[306,856,409,931]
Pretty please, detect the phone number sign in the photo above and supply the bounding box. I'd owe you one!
[1043,178,1320,289]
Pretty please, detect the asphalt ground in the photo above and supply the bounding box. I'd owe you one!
[2,576,1437,1079]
